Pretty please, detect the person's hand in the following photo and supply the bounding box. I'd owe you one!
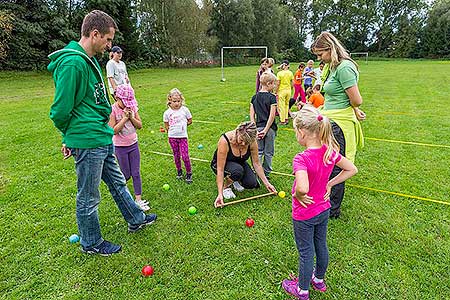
[214,194,224,208]
[324,184,332,201]
[292,192,314,208]
[257,130,266,140]
[128,109,135,119]
[354,108,366,121]
[123,109,131,119]
[265,182,277,194]
[61,144,72,160]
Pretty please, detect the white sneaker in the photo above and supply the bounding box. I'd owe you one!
[136,199,150,211]
[223,188,236,200]
[232,181,245,192]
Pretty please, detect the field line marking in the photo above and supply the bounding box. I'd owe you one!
[364,137,450,148]
[194,119,450,148]
[279,128,450,148]
[148,151,450,206]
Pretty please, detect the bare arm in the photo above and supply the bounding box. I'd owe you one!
[187,118,192,126]
[345,85,362,107]
[214,138,229,207]
[128,110,142,129]
[259,104,276,139]
[164,121,169,132]
[327,156,358,189]
[345,85,366,120]
[109,112,129,134]
[249,103,256,124]
[275,80,280,94]
[293,170,314,207]
[108,77,117,92]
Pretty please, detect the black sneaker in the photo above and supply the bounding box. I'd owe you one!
[128,213,157,233]
[81,240,122,256]
[185,173,193,184]
[176,170,183,180]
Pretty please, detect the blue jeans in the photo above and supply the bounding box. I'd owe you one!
[293,209,330,290]
[72,144,145,248]
[257,127,276,176]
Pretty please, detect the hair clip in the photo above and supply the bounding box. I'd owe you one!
[317,115,323,122]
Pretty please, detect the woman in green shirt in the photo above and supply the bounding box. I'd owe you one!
[311,32,366,219]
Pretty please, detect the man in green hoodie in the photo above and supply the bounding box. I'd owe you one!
[48,10,157,256]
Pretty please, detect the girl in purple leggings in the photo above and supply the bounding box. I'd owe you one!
[163,88,193,184]
[109,84,149,211]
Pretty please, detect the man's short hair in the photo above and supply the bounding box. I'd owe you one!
[260,72,275,86]
[81,10,118,37]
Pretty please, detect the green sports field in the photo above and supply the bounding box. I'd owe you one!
[0,60,449,300]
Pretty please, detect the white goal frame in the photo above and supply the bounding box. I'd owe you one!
[221,46,268,81]
[350,52,369,64]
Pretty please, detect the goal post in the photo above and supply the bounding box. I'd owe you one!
[350,52,369,64]
[221,46,268,81]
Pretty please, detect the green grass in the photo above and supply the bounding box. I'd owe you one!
[0,60,449,300]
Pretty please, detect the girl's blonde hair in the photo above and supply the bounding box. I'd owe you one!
[311,32,358,71]
[167,88,185,107]
[235,121,257,145]
[293,105,339,164]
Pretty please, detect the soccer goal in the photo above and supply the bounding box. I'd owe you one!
[350,52,369,64]
[221,46,268,82]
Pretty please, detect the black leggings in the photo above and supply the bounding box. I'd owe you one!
[329,123,346,217]
[211,160,259,189]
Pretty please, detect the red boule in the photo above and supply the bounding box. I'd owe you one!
[245,218,255,227]
[142,265,154,277]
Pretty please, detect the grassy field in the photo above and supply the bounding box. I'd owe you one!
[0,60,449,300]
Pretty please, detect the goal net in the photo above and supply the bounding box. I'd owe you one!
[221,46,268,81]
[350,52,368,64]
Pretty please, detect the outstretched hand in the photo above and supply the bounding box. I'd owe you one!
[214,194,224,208]
[265,182,277,194]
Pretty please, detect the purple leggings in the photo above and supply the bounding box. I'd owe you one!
[114,142,142,196]
[168,137,192,173]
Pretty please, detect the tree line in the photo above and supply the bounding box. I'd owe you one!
[0,0,449,70]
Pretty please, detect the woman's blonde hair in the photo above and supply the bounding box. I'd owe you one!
[235,121,257,145]
[167,88,185,107]
[293,105,339,164]
[311,32,358,71]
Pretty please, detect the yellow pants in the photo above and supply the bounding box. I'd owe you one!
[277,89,291,122]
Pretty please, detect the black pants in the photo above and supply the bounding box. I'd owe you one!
[211,160,259,189]
[289,97,296,109]
[329,123,346,217]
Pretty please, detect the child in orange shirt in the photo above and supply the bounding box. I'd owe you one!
[293,63,306,103]
[306,85,325,108]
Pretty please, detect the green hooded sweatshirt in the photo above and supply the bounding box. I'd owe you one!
[48,41,113,148]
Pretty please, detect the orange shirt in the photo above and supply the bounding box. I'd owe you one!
[309,93,325,108]
[293,70,303,85]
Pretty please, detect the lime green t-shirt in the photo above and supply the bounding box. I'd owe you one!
[276,70,294,90]
[323,60,359,110]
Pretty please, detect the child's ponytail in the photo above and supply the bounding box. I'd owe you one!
[293,104,339,165]
[318,115,339,164]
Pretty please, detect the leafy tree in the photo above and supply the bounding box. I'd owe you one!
[0,10,13,61]
[421,0,450,58]
[209,0,255,50]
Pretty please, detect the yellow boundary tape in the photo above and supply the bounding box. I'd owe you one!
[279,128,450,149]
[149,151,450,206]
[194,119,450,149]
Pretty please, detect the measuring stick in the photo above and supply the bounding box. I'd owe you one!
[221,192,275,207]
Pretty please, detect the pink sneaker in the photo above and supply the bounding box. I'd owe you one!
[282,277,309,300]
[311,274,327,292]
